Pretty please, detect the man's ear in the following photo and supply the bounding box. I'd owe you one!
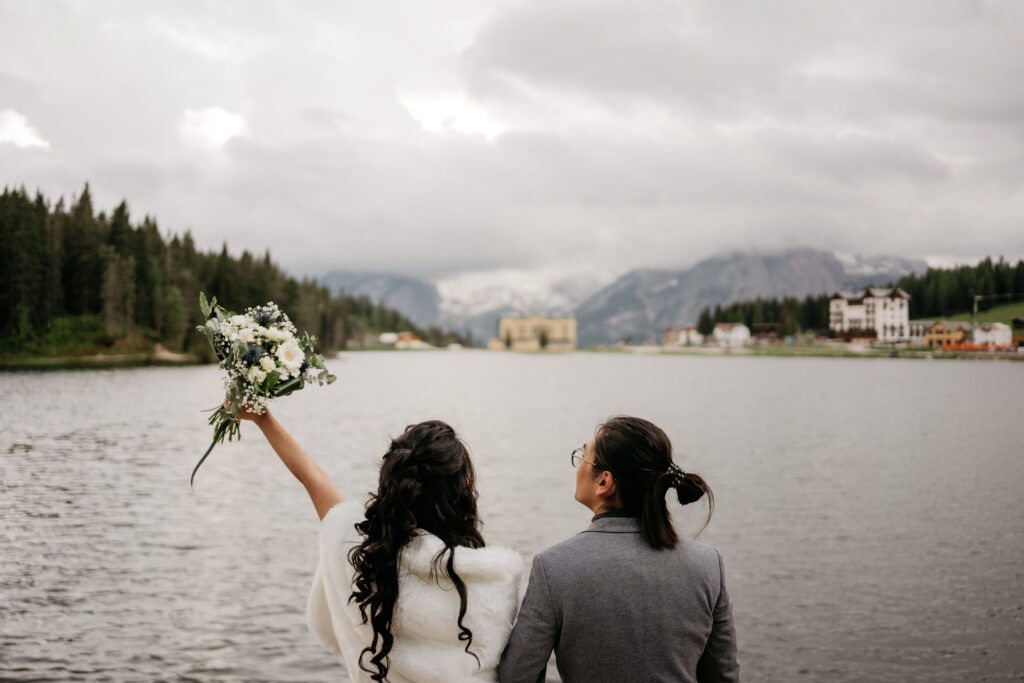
[595,470,617,500]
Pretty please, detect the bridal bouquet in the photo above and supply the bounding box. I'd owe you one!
[191,292,335,486]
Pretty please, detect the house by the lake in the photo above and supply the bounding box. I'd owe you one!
[488,315,577,351]
[712,322,750,348]
[829,288,911,342]
[923,321,971,348]
[972,322,1013,348]
[665,325,704,346]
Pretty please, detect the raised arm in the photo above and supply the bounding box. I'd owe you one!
[235,406,343,520]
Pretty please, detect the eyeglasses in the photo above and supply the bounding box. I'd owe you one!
[571,445,597,469]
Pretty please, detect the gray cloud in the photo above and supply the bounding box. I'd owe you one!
[1,0,1022,283]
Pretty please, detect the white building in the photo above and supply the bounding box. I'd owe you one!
[972,322,1012,348]
[665,325,704,346]
[682,327,705,346]
[829,288,911,342]
[712,322,750,348]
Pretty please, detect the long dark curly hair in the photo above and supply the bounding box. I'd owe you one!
[347,420,485,681]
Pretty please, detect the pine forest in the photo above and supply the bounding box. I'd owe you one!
[0,185,469,361]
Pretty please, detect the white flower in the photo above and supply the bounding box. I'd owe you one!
[206,318,219,331]
[275,340,304,377]
[238,328,255,344]
[245,366,267,385]
[229,315,248,327]
[265,327,289,343]
[260,356,276,373]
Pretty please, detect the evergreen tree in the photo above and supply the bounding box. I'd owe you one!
[163,285,187,350]
[697,307,713,336]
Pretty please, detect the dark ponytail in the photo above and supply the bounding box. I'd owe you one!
[348,420,484,681]
[593,416,714,549]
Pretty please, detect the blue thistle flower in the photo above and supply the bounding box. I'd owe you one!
[254,309,278,327]
[243,345,265,366]
[299,358,311,375]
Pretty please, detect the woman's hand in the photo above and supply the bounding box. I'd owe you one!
[224,399,267,424]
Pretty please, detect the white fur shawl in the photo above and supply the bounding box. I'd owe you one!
[307,501,524,682]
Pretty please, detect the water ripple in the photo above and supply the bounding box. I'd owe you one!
[1,357,1023,681]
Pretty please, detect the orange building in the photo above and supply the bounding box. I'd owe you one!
[923,322,969,348]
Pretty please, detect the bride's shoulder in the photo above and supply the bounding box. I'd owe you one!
[402,534,523,583]
[320,500,365,541]
[457,542,524,581]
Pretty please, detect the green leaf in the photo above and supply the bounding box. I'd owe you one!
[262,370,281,391]
[326,373,337,384]
[199,291,211,318]
[272,377,302,397]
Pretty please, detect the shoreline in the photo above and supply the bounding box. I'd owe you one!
[590,344,1024,361]
[3,345,1022,370]
[0,350,203,371]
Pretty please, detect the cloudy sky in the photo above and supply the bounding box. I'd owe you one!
[2,0,1023,285]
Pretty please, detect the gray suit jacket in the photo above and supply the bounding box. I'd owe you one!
[499,515,739,683]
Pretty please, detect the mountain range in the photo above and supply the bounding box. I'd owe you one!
[320,249,927,345]
[318,271,441,329]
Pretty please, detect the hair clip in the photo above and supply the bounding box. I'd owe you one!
[667,462,687,481]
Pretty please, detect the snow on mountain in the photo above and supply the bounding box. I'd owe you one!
[321,250,927,346]
[437,269,611,318]
[436,269,615,343]
[573,249,928,345]
[835,252,928,280]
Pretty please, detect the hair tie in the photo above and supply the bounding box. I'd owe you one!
[666,462,687,485]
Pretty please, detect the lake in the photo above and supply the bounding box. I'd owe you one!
[2,352,1022,681]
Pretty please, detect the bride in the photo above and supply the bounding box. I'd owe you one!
[235,407,523,682]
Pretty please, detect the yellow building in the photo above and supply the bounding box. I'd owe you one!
[488,315,577,351]
[924,322,969,348]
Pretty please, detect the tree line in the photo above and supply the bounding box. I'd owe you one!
[0,185,469,357]
[696,256,1024,336]
[894,257,1024,319]
[696,294,833,337]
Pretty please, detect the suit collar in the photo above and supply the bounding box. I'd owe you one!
[584,514,641,534]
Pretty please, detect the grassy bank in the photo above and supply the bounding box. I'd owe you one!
[741,345,1023,361]
[0,314,210,370]
[0,352,203,371]
[587,343,1024,361]
[943,301,1024,326]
